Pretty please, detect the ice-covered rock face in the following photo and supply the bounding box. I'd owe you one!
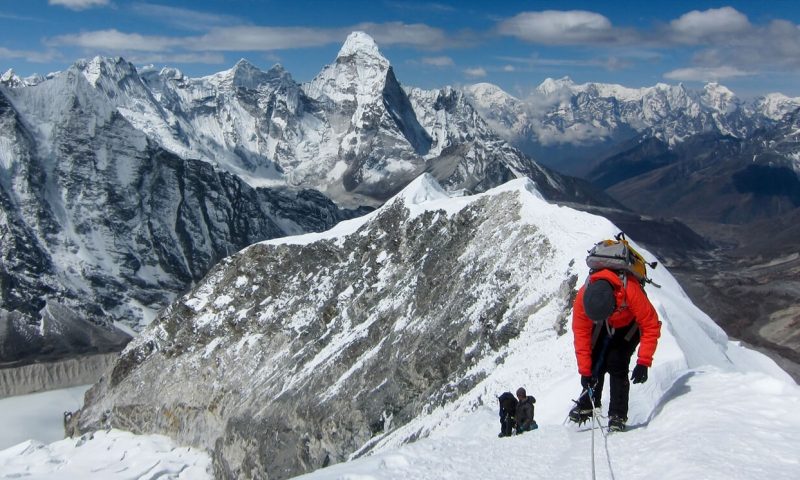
[71,175,587,479]
[0,79,352,364]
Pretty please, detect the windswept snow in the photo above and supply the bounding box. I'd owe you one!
[0,430,211,480]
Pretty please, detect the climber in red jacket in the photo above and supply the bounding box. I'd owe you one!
[569,268,661,432]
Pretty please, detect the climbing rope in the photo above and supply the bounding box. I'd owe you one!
[585,387,616,480]
[587,386,597,480]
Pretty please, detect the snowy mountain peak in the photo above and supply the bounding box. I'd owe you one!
[305,31,392,112]
[756,92,800,120]
[1,68,21,87]
[267,63,287,75]
[703,82,737,113]
[74,56,138,86]
[466,82,518,104]
[393,173,451,206]
[536,76,575,96]
[265,63,295,84]
[157,66,184,80]
[202,59,274,90]
[233,58,256,69]
[231,59,267,88]
[337,31,386,64]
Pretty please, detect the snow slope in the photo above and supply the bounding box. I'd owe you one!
[0,385,212,479]
[0,429,211,480]
[2,175,798,479]
[295,368,800,480]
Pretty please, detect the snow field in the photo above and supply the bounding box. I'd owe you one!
[295,368,800,480]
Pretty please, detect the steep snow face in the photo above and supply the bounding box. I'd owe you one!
[536,76,577,97]
[702,82,738,114]
[298,32,433,203]
[305,31,390,104]
[68,174,785,479]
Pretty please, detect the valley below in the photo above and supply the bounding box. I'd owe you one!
[668,223,800,381]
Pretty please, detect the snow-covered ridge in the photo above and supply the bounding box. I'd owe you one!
[67,174,794,478]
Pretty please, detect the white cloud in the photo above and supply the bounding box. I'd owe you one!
[0,47,58,63]
[263,52,282,63]
[502,65,515,72]
[497,10,629,45]
[49,0,109,10]
[669,7,751,42]
[495,8,800,79]
[354,22,451,50]
[190,26,339,51]
[48,29,183,51]
[422,56,454,67]
[498,54,634,71]
[0,12,45,22]
[47,23,452,57]
[664,66,752,82]
[464,67,487,78]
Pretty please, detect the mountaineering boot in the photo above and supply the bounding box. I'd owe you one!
[608,415,626,432]
[568,405,593,425]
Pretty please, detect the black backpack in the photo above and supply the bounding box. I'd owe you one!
[498,391,518,417]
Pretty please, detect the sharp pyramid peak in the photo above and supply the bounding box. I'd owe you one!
[234,58,258,69]
[394,173,450,206]
[337,31,387,63]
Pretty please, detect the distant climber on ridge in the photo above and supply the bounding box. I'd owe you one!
[568,235,662,432]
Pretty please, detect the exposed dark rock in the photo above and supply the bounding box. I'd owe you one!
[71,182,579,479]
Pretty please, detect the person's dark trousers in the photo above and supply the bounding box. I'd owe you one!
[578,323,640,418]
[500,414,515,436]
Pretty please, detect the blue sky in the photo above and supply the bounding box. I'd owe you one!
[3,1,800,97]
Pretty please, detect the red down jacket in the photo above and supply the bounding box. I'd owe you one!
[572,269,662,377]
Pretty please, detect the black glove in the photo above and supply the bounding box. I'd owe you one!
[581,375,597,389]
[631,364,648,384]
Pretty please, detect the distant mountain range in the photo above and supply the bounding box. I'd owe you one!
[2,30,799,372]
[465,77,800,177]
[0,32,611,366]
